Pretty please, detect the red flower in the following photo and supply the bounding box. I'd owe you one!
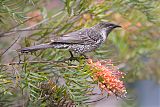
[87,59,127,98]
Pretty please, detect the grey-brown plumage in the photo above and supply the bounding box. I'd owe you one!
[20,22,121,54]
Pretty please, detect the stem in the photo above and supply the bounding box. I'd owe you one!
[0,58,80,67]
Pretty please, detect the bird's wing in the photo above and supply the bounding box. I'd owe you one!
[50,28,96,45]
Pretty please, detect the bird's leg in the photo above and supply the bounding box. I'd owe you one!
[68,51,77,61]
[68,51,88,61]
[69,51,74,58]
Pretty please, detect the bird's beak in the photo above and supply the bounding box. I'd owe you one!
[114,25,121,28]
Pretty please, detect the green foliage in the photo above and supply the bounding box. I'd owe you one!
[61,61,92,103]
[0,0,41,30]
[122,0,160,23]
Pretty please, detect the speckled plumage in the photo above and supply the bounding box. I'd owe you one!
[20,22,121,54]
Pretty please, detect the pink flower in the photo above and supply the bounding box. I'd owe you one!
[87,59,127,98]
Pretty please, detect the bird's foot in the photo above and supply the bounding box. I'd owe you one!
[68,56,78,61]
[80,54,89,59]
[68,54,88,61]
[67,51,89,61]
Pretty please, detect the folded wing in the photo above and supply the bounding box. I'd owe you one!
[50,28,96,45]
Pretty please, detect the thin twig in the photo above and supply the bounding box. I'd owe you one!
[0,15,41,38]
[84,96,106,104]
[2,27,57,34]
[0,61,60,66]
[21,10,63,31]
[0,10,63,38]
[0,62,79,68]
[0,57,81,67]
[0,34,20,57]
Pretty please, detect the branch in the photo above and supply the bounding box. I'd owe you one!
[21,10,63,31]
[0,15,41,38]
[0,58,80,67]
[84,96,106,104]
[0,34,20,57]
[0,10,63,38]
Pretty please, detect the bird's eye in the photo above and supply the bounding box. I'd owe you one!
[107,26,112,28]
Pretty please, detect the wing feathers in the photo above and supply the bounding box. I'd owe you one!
[50,28,96,45]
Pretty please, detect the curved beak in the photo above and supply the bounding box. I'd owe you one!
[114,25,121,28]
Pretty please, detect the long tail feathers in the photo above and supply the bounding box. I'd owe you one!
[20,43,54,53]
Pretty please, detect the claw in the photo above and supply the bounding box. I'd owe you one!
[68,56,78,61]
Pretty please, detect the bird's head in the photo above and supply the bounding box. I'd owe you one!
[99,21,121,29]
[94,21,121,35]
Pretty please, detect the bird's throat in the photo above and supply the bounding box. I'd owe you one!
[101,28,107,41]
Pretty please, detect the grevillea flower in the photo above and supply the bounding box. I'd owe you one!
[87,59,127,98]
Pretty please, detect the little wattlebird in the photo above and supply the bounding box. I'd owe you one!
[20,21,121,59]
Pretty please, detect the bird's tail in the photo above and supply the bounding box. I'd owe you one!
[20,43,54,53]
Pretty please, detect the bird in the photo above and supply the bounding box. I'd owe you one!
[20,21,121,58]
